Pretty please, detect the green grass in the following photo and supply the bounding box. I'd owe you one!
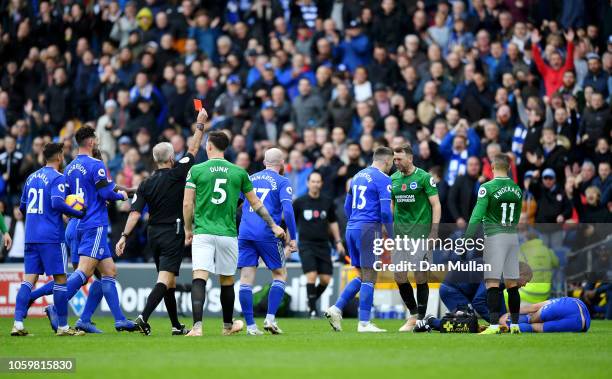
[1,317,611,379]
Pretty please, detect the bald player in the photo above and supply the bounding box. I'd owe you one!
[238,148,298,335]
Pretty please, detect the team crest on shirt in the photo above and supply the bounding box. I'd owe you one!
[478,187,487,198]
[410,182,418,190]
[401,183,407,191]
[304,210,313,220]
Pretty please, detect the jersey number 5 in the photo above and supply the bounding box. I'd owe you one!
[211,178,228,204]
[352,185,367,210]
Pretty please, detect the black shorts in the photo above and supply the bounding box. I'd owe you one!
[299,241,333,275]
[147,225,184,275]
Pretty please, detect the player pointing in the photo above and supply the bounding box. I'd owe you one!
[183,130,285,336]
[391,144,441,332]
[238,148,297,335]
[325,147,394,333]
[465,154,523,334]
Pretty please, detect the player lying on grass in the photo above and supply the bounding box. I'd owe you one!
[12,143,86,336]
[325,147,394,333]
[238,148,297,335]
[499,297,591,333]
[415,262,532,332]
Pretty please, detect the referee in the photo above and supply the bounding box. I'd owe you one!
[115,109,208,335]
[293,171,345,317]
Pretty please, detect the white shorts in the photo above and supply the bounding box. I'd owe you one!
[192,234,238,276]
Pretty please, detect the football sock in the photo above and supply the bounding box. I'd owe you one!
[306,283,317,313]
[53,283,68,328]
[101,277,126,322]
[14,281,33,322]
[519,323,533,332]
[29,280,54,301]
[335,277,361,310]
[358,281,374,322]
[416,283,429,319]
[507,286,521,324]
[486,286,501,325]
[266,280,285,322]
[66,270,87,299]
[141,282,167,322]
[518,314,530,324]
[239,284,255,327]
[220,285,235,325]
[398,282,418,315]
[315,283,328,298]
[79,279,103,323]
[191,279,207,324]
[164,288,182,329]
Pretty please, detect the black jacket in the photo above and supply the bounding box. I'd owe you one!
[529,181,573,223]
[448,174,479,222]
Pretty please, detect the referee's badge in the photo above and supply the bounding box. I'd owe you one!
[179,156,190,163]
[304,210,313,221]
[321,210,327,219]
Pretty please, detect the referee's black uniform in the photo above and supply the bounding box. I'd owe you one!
[131,153,195,274]
[293,193,337,275]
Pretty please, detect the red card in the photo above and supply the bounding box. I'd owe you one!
[193,99,203,111]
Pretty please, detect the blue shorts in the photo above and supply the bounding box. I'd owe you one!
[346,225,380,269]
[77,226,112,261]
[65,219,79,265]
[24,243,67,276]
[237,239,285,270]
[541,297,591,332]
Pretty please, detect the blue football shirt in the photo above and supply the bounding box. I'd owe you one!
[238,169,293,241]
[20,167,67,243]
[346,166,392,229]
[64,155,112,230]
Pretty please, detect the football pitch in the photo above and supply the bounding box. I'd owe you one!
[1,317,610,379]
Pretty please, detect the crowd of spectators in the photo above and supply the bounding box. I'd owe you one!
[0,0,611,264]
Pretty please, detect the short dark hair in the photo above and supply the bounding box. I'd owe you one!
[43,142,64,162]
[492,154,510,171]
[373,146,393,161]
[307,170,322,181]
[208,131,230,151]
[75,126,96,146]
[393,143,413,156]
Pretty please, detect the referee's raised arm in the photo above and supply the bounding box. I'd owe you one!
[188,108,210,157]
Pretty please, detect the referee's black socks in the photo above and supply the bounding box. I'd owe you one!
[306,283,317,313]
[397,282,418,316]
[191,279,207,324]
[507,286,521,324]
[486,286,502,324]
[220,285,235,326]
[142,282,167,322]
[416,283,429,319]
[164,288,182,329]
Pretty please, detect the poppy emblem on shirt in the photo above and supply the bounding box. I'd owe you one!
[313,210,320,218]
[401,183,407,191]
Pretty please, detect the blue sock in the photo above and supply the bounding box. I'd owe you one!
[266,280,286,319]
[358,282,374,322]
[239,284,255,327]
[14,282,33,322]
[101,277,125,322]
[518,314,530,324]
[519,322,533,332]
[53,283,68,328]
[66,270,87,299]
[79,279,103,323]
[335,277,362,310]
[30,280,54,301]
